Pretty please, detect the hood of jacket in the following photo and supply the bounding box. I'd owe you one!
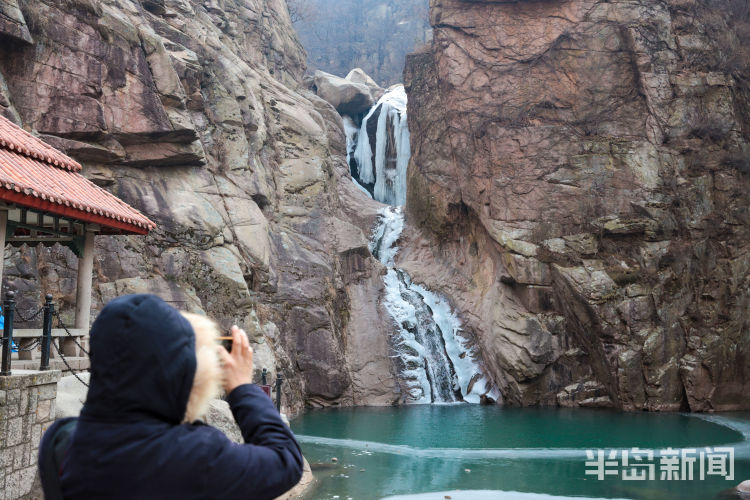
[80,294,201,424]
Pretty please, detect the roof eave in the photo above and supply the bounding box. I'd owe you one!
[0,189,152,235]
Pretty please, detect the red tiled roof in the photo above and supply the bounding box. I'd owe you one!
[0,114,155,234]
[0,117,82,172]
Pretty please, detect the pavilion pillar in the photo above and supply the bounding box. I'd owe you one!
[0,209,6,291]
[67,228,95,356]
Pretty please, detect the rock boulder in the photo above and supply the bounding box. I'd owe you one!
[313,70,374,115]
[346,68,384,101]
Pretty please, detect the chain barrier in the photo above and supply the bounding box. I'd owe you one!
[17,338,41,351]
[53,310,89,356]
[8,307,44,355]
[14,306,44,323]
[0,292,90,382]
[51,338,89,387]
[15,306,44,323]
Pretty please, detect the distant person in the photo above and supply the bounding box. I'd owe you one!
[38,294,303,499]
[0,304,16,352]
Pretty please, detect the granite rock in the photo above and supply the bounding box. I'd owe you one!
[313,70,375,115]
[401,0,750,410]
[0,0,397,413]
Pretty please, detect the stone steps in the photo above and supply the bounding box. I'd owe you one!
[8,358,89,373]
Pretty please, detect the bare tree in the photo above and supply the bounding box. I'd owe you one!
[286,0,317,24]
[293,0,431,84]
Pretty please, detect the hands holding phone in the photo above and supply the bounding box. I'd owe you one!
[217,325,254,394]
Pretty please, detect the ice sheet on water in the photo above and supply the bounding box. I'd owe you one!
[295,435,624,460]
[383,491,630,500]
[691,414,750,457]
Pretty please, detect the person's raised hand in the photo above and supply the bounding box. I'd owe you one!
[217,325,254,394]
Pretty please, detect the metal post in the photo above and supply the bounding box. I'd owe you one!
[1,291,15,375]
[259,367,272,398]
[0,209,8,295]
[275,372,283,413]
[40,294,53,371]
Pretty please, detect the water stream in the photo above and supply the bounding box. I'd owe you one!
[369,206,495,404]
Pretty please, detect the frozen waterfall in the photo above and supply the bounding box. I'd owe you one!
[349,86,410,206]
[344,81,496,404]
[369,206,496,404]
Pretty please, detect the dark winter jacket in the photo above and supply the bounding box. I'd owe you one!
[39,294,303,499]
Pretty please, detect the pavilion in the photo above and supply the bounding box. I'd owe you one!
[0,113,155,359]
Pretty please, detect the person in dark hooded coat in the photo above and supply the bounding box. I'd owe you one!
[39,294,303,500]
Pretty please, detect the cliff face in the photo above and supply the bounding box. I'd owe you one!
[293,0,431,86]
[0,0,398,411]
[403,0,750,410]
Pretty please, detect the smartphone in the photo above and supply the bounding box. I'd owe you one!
[217,336,233,351]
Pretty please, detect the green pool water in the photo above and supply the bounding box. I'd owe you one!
[290,405,750,500]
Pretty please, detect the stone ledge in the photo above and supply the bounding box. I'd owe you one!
[0,370,62,390]
[10,359,89,373]
[0,0,35,45]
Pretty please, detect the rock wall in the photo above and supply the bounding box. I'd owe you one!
[0,0,398,412]
[0,370,61,499]
[402,0,750,410]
